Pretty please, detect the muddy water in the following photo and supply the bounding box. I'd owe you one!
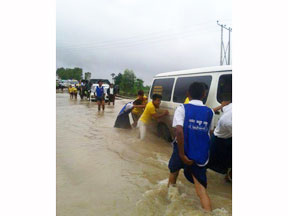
[57,93,232,216]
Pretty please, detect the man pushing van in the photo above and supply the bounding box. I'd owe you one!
[167,82,214,211]
[138,94,169,140]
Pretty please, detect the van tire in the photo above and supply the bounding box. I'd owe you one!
[157,123,172,142]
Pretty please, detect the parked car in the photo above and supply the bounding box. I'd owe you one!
[60,80,70,88]
[69,80,79,86]
[88,79,110,89]
[90,83,110,102]
[148,65,232,141]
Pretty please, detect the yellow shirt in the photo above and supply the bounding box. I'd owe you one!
[72,87,77,93]
[140,101,156,124]
[184,97,190,104]
[132,96,148,115]
[68,87,73,93]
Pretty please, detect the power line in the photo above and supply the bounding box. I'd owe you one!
[57,28,220,59]
[57,27,219,53]
[57,21,219,50]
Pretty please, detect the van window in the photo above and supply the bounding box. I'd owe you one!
[150,78,174,101]
[173,76,212,104]
[217,74,232,103]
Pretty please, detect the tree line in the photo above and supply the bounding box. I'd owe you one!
[56,67,83,81]
[56,67,150,96]
[114,69,150,96]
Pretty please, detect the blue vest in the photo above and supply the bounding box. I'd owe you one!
[96,86,104,97]
[118,102,133,116]
[183,104,213,166]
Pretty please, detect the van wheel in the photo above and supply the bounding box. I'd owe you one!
[157,123,172,142]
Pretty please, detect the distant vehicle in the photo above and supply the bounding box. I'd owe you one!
[60,80,70,88]
[69,80,79,86]
[90,83,110,102]
[88,79,110,89]
[57,80,67,89]
[148,65,232,141]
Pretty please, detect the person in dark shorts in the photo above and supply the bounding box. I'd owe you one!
[167,82,214,211]
[95,80,105,111]
[107,83,116,106]
[207,92,232,182]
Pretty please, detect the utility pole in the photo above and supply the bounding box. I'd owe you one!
[228,27,231,65]
[220,23,223,65]
[217,21,232,65]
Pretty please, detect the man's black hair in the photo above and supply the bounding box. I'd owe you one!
[98,80,102,84]
[152,94,162,100]
[138,90,144,96]
[188,82,206,100]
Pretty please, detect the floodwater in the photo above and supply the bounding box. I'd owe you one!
[56,93,232,216]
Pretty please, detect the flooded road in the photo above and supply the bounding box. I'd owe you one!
[56,93,232,216]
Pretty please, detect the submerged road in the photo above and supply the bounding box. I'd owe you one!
[56,93,232,216]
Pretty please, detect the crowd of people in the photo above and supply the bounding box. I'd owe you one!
[66,79,232,212]
[67,80,117,111]
[114,82,232,212]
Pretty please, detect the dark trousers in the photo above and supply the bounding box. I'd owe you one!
[207,135,232,174]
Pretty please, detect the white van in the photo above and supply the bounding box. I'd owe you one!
[148,65,232,141]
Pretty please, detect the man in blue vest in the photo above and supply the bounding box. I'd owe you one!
[114,99,142,129]
[95,80,106,111]
[167,82,214,211]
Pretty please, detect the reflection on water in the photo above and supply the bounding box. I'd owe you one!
[57,93,232,216]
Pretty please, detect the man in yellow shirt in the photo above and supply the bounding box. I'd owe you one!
[68,85,73,99]
[139,94,169,140]
[72,85,78,99]
[184,97,189,104]
[131,90,148,127]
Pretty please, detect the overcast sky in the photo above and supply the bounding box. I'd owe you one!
[56,0,232,85]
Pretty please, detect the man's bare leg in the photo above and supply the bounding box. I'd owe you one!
[192,175,212,211]
[132,120,138,128]
[97,100,101,111]
[102,100,105,111]
[168,171,179,187]
[131,114,138,127]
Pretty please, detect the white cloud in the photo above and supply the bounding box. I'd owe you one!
[57,0,232,84]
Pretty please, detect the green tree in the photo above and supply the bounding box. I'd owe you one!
[135,78,144,90]
[56,67,83,80]
[120,69,136,94]
[113,69,148,97]
[114,73,123,86]
[56,67,66,79]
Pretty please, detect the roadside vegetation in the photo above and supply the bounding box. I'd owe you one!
[56,67,150,97]
[114,69,150,97]
[56,67,83,80]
